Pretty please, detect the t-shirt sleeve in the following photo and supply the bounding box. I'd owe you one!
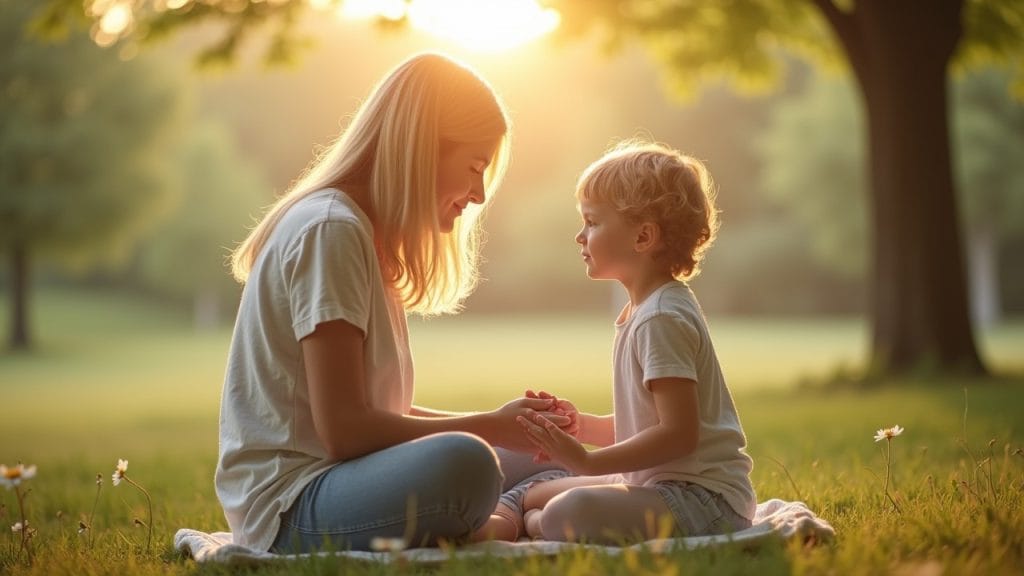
[634,312,700,390]
[284,219,373,341]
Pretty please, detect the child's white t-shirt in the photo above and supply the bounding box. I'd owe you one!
[611,280,756,520]
[215,188,414,551]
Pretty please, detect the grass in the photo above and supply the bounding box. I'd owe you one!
[1,287,1022,575]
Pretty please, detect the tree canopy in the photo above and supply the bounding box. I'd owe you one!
[1,0,188,348]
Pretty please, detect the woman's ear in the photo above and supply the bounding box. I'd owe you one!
[634,222,660,253]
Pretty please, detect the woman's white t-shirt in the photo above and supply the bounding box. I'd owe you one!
[611,281,756,520]
[215,189,414,551]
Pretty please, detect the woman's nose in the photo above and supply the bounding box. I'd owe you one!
[468,176,486,205]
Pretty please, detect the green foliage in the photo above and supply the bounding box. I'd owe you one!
[133,122,271,318]
[555,0,837,99]
[552,0,1024,100]
[953,68,1024,233]
[958,1,1024,96]
[0,0,187,268]
[755,71,867,279]
[757,66,1024,278]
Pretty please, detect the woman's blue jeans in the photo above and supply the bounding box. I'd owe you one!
[270,432,557,552]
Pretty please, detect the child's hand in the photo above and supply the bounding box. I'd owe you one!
[492,397,569,452]
[525,390,580,438]
[517,413,591,475]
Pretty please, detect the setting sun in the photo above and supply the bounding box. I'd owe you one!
[338,0,560,52]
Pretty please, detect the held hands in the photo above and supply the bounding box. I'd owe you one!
[517,412,591,475]
[525,389,579,438]
[491,397,570,453]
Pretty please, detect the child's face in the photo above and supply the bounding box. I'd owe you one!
[575,198,641,281]
[435,138,499,232]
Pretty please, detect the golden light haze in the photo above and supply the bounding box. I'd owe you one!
[335,0,560,52]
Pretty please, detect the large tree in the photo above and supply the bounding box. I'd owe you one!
[1,0,187,349]
[31,0,1024,376]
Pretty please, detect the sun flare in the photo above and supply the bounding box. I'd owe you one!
[339,0,560,52]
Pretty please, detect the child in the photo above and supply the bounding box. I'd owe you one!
[513,141,756,543]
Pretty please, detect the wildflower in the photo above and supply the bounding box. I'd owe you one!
[110,458,153,552]
[873,424,903,513]
[874,425,904,442]
[112,459,128,486]
[0,464,37,490]
[12,521,24,533]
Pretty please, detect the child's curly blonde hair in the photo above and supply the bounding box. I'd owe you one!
[575,141,719,280]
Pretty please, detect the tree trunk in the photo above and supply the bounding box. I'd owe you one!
[824,0,986,375]
[9,241,31,350]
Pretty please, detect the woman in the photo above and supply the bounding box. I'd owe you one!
[216,52,568,553]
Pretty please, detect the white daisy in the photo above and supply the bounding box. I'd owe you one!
[0,463,37,490]
[112,459,128,486]
[874,425,904,442]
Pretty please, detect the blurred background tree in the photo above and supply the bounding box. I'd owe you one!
[133,122,272,330]
[0,0,186,350]
[759,66,1024,330]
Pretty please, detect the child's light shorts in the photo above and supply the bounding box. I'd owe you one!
[653,480,751,537]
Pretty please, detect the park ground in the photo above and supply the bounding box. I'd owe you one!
[1,287,1022,575]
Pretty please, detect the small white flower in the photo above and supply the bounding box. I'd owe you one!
[874,425,905,442]
[12,521,25,533]
[370,537,406,553]
[112,459,128,486]
[0,463,37,490]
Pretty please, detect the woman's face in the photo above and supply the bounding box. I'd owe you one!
[435,138,499,232]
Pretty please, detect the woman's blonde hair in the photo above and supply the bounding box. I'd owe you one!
[576,140,719,280]
[231,52,510,315]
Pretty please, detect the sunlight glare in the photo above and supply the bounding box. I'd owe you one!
[409,0,559,52]
[340,0,408,21]
[335,0,560,52]
[98,2,132,35]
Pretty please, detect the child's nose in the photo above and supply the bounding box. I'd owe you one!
[575,229,585,244]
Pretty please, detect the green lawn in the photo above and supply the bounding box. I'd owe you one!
[1,287,1022,575]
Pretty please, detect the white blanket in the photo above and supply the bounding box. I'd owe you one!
[174,499,833,565]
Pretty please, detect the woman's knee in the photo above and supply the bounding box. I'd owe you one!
[415,433,502,531]
[420,433,501,495]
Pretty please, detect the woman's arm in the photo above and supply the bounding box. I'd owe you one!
[519,378,699,476]
[303,319,564,460]
[409,406,462,417]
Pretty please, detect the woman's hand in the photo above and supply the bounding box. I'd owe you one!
[525,389,580,438]
[517,413,591,475]
[488,397,569,452]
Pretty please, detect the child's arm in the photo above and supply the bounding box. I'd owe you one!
[577,413,615,447]
[519,378,699,476]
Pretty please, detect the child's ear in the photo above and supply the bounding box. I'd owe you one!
[634,222,660,253]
